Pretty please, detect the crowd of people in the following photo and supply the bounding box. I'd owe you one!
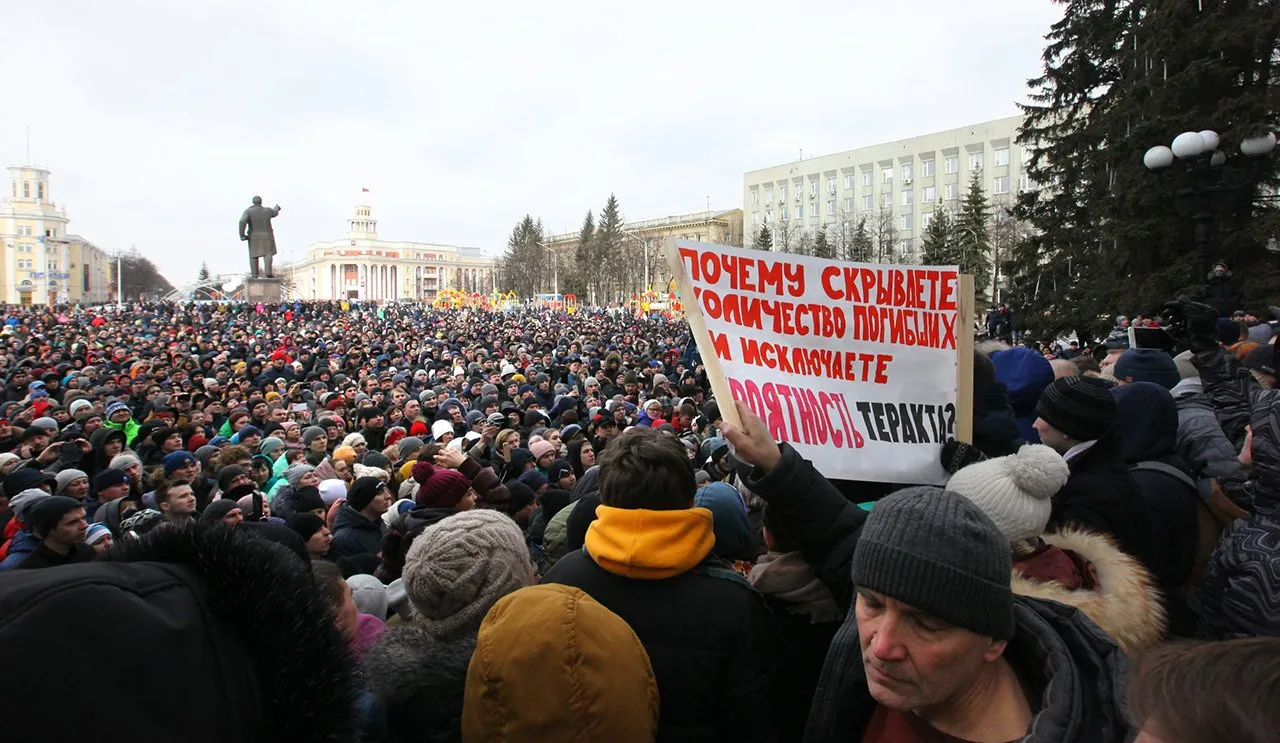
[0,295,1277,743]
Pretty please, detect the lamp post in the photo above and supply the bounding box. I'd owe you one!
[537,242,558,296]
[1143,129,1276,278]
[622,230,651,292]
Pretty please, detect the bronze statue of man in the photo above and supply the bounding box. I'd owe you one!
[238,196,282,278]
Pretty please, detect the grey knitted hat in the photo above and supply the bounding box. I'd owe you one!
[109,453,142,471]
[55,469,89,496]
[851,486,1014,640]
[283,463,315,489]
[401,509,535,639]
[302,426,328,447]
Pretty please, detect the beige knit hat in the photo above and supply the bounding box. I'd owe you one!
[944,444,1070,543]
[402,509,535,639]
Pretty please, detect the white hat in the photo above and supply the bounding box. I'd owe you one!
[431,419,453,441]
[318,479,347,505]
[944,444,1069,543]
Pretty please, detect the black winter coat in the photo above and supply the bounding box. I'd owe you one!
[1048,438,1168,586]
[543,550,782,743]
[328,504,386,560]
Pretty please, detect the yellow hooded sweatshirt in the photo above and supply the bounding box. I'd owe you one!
[584,505,715,580]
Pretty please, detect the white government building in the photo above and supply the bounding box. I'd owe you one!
[742,114,1030,261]
[282,204,496,301]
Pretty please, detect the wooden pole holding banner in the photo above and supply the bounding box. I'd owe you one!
[662,237,743,430]
[955,274,975,444]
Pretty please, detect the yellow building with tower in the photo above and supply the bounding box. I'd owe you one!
[0,165,112,305]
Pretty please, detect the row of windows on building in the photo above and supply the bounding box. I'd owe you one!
[755,173,1027,224]
[752,148,1019,207]
[9,226,58,238]
[11,182,46,200]
[13,259,59,270]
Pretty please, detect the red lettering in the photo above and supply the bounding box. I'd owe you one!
[821,266,842,301]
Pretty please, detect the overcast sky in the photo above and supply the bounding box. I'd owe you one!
[2,1,1061,286]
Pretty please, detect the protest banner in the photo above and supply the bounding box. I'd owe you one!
[664,238,972,485]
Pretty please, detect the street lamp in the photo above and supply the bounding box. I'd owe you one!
[537,242,558,296]
[622,230,652,292]
[1143,128,1276,277]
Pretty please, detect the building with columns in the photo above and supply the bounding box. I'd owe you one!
[282,204,496,301]
[0,165,112,305]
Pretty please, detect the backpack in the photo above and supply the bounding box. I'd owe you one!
[1131,460,1196,490]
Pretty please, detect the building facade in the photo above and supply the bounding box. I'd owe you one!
[282,204,496,301]
[0,165,112,305]
[742,115,1028,262]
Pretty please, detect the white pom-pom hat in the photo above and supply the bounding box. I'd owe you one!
[945,444,1070,543]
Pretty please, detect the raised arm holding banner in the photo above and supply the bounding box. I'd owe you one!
[664,237,972,485]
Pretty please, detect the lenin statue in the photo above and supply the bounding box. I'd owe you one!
[238,196,282,278]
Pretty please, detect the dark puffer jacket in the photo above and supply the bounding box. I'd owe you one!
[328,503,386,560]
[1195,345,1256,449]
[1201,388,1280,639]
[362,626,475,743]
[804,596,1131,743]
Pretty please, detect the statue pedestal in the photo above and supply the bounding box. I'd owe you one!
[245,277,284,303]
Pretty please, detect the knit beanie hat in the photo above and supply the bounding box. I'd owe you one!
[92,468,130,495]
[362,451,392,470]
[331,446,358,465]
[1217,318,1243,346]
[284,463,316,489]
[546,459,574,484]
[1173,350,1199,380]
[347,476,387,512]
[302,426,327,446]
[397,437,424,460]
[69,398,94,418]
[84,522,112,546]
[9,489,51,522]
[515,469,547,492]
[104,400,130,419]
[109,453,142,471]
[504,481,536,517]
[409,421,430,438]
[945,445,1070,543]
[347,574,389,619]
[292,485,325,515]
[529,440,556,460]
[259,437,286,456]
[217,465,249,493]
[382,498,416,528]
[55,469,89,496]
[287,512,326,543]
[30,417,59,433]
[1113,349,1179,390]
[1033,376,1115,442]
[342,432,368,449]
[162,451,197,477]
[27,495,84,538]
[431,420,454,442]
[851,486,1014,640]
[318,479,348,505]
[402,509,535,638]
[411,460,470,509]
[201,499,240,523]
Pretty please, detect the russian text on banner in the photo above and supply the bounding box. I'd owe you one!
[664,238,971,485]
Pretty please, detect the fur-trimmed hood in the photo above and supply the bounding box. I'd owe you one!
[1012,527,1166,656]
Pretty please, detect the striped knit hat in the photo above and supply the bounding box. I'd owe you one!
[1034,376,1115,442]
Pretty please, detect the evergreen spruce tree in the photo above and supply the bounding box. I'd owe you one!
[955,172,992,304]
[1007,0,1279,342]
[197,262,211,282]
[851,218,873,263]
[498,215,546,297]
[596,194,625,303]
[812,229,833,259]
[755,224,773,251]
[920,207,956,266]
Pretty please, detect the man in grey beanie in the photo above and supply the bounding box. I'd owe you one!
[721,399,1131,743]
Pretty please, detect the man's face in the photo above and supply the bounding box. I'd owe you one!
[271,408,289,423]
[100,482,130,502]
[367,414,384,430]
[162,485,198,516]
[171,460,198,483]
[50,507,88,546]
[28,433,50,452]
[404,400,420,420]
[163,432,183,452]
[856,589,1004,714]
[1100,348,1124,371]
[1032,417,1073,454]
[226,471,253,490]
[370,486,393,516]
